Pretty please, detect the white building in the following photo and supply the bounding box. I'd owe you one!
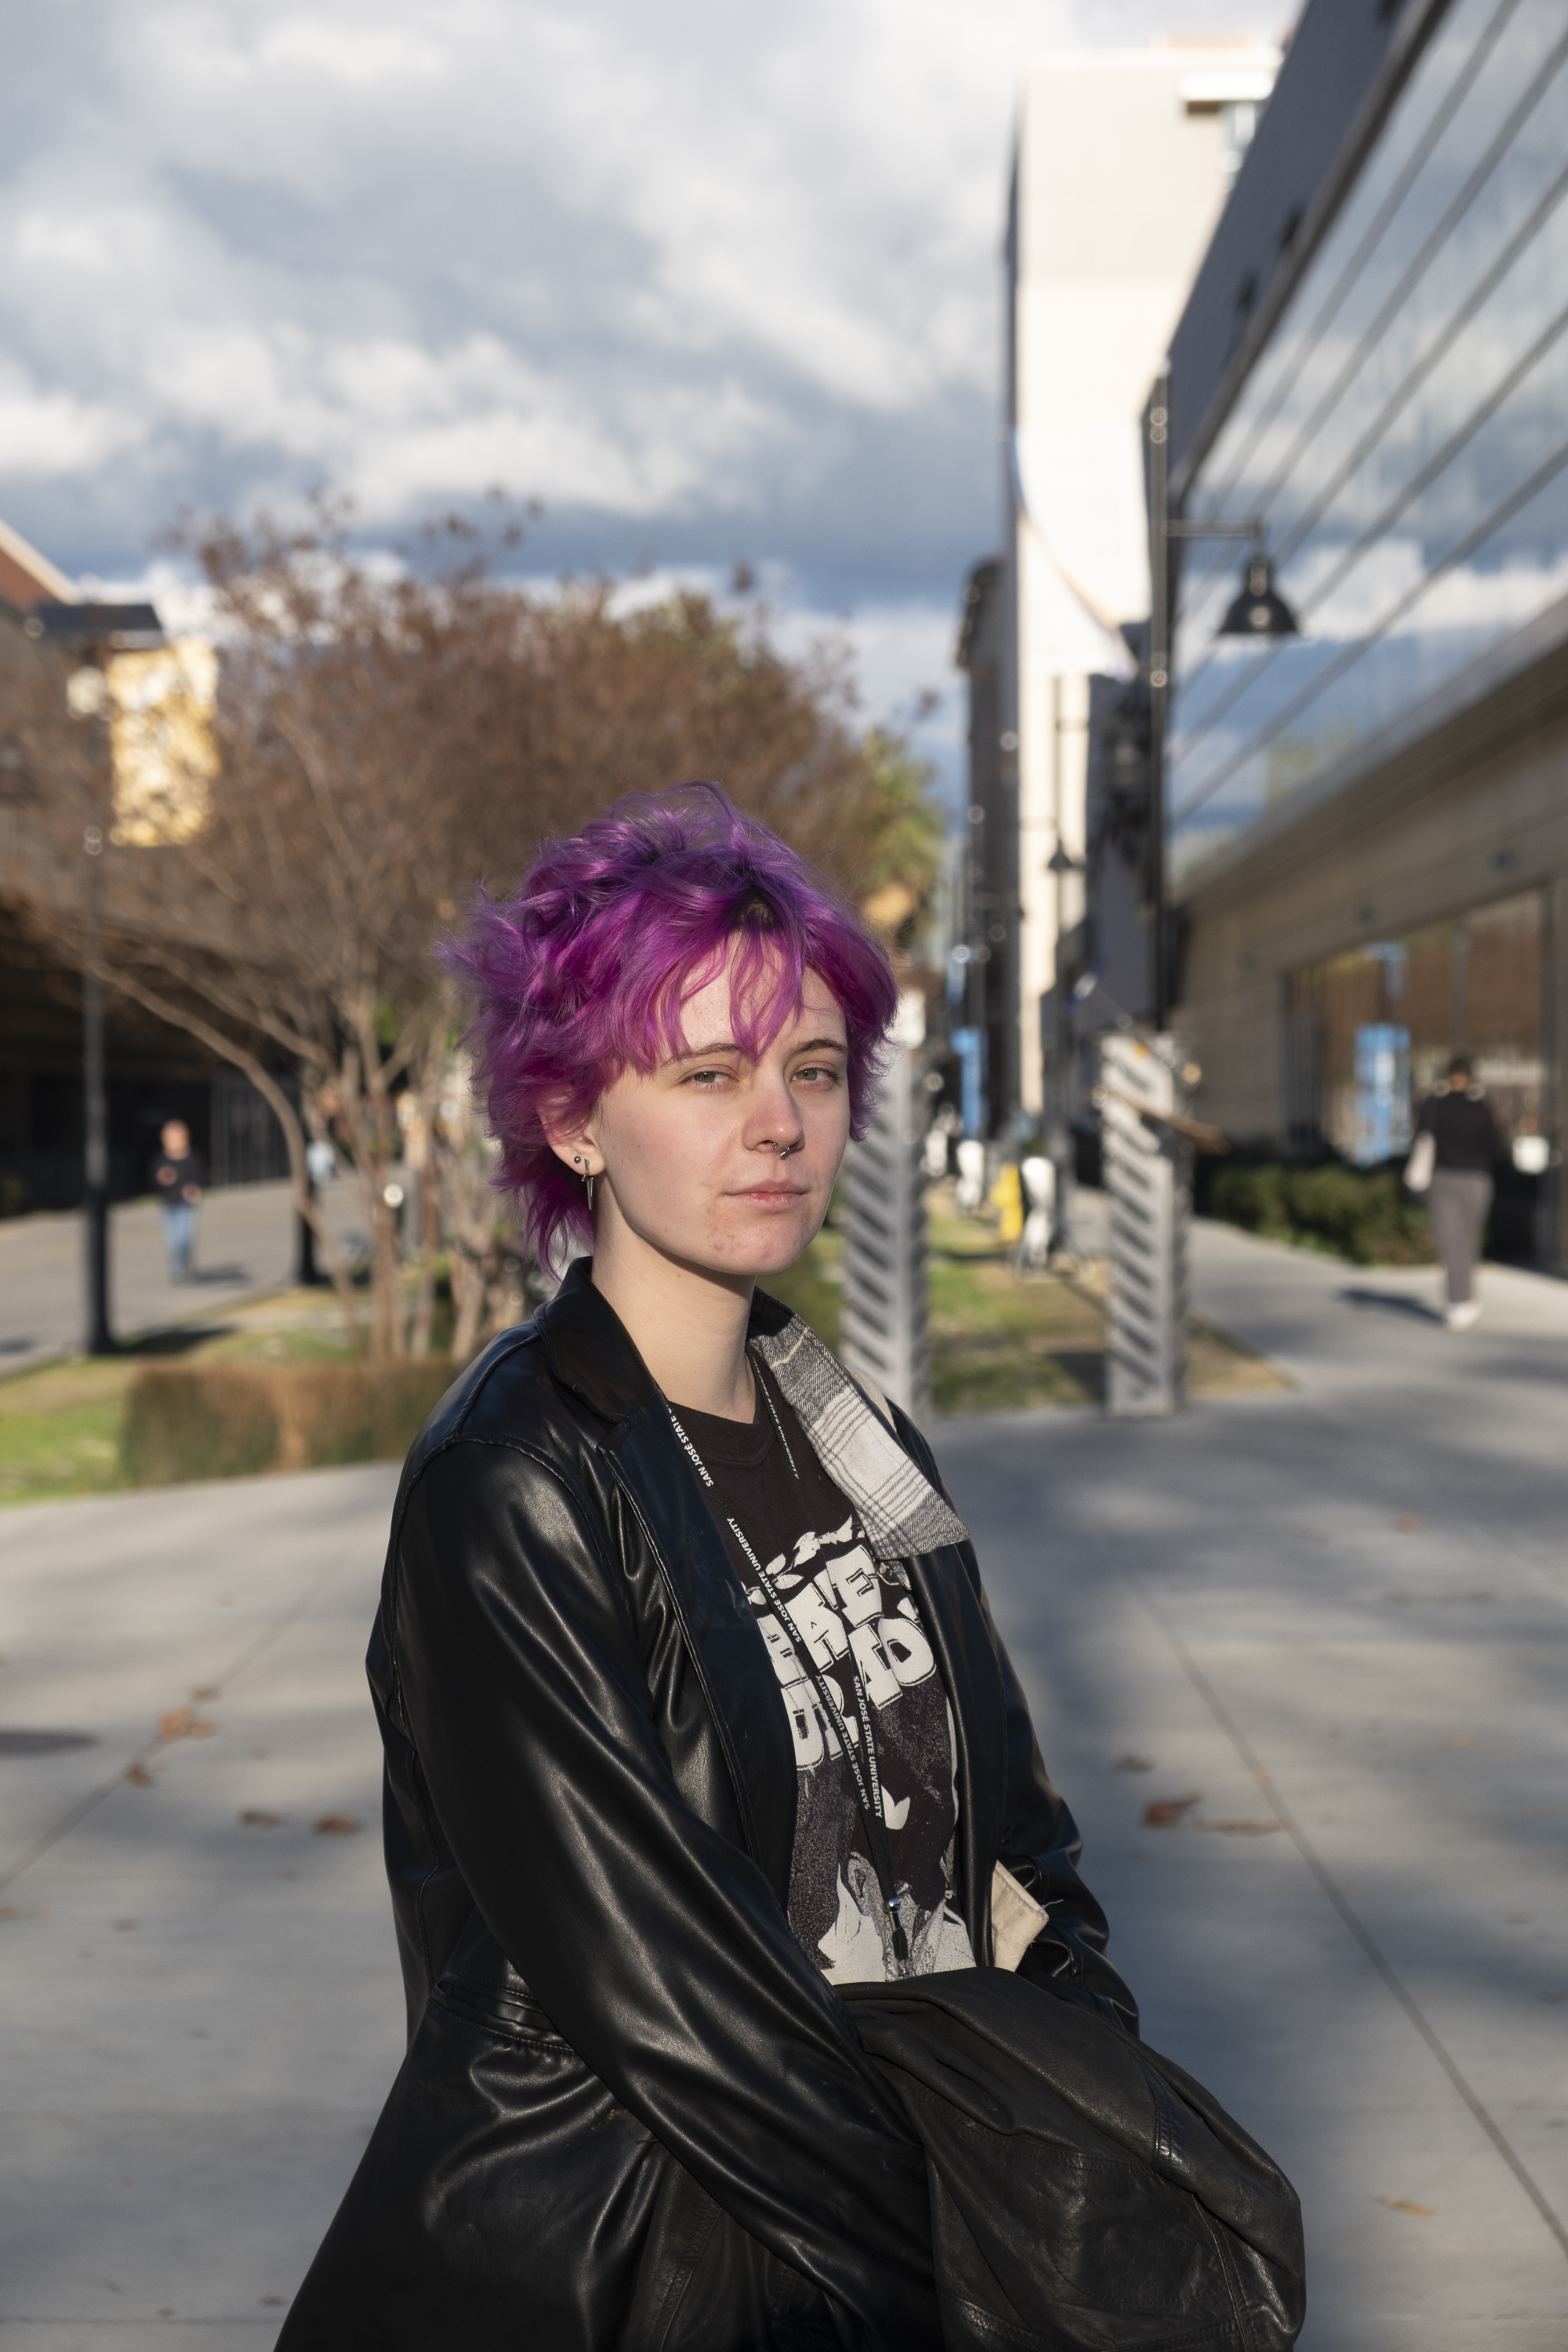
[1001,39,1278,1120]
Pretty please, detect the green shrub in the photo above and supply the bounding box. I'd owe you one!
[1204,1159,1435,1265]
[120,1359,459,1487]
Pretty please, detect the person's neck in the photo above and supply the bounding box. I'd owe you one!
[588,1206,757,1421]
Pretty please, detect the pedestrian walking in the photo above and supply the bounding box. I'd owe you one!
[280,786,1301,2351]
[149,1119,204,1283]
[1409,1056,1501,1330]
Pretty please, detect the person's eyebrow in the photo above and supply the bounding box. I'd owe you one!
[667,1033,846,1064]
[669,1038,742,1062]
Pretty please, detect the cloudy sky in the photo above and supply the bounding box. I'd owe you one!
[0,0,1286,779]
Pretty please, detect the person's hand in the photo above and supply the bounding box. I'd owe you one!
[183,1183,201,1203]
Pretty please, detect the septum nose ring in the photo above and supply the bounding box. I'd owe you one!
[774,1138,802,1159]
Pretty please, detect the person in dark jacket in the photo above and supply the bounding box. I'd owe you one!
[278,786,1134,2352]
[150,1118,205,1282]
[1417,1057,1501,1330]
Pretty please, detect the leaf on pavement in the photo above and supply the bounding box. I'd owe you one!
[1395,1515,1421,1532]
[240,1809,283,1828]
[158,1708,215,1740]
[312,1813,362,1835]
[1115,1753,1155,1773]
[1377,2196,1433,2217]
[125,1762,155,1786]
[191,1685,219,1700]
[1203,1820,1287,1835]
[1143,1794,1202,1828]
[0,1906,48,1920]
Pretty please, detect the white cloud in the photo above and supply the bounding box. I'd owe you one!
[0,0,1288,645]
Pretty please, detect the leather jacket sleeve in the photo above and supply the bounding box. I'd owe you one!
[389,1436,938,2343]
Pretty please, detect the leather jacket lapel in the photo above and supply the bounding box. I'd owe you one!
[539,1262,798,1909]
[906,1545,1007,1962]
[606,1405,798,1910]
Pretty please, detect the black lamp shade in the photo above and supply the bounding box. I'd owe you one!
[1218,555,1300,639]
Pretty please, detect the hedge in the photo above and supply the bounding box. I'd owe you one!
[120,1359,460,1488]
[1203,1160,1436,1266]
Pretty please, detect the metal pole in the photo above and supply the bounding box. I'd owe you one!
[296,1174,322,1286]
[1148,359,1171,1033]
[82,824,114,1355]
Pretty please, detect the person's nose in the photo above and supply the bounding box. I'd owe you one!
[745,1069,805,1159]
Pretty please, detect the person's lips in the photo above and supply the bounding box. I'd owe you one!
[729,1181,810,1203]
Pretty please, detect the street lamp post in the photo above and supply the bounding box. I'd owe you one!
[1145,358,1300,1027]
[32,601,165,1356]
[82,820,114,1356]
[1148,364,1172,1032]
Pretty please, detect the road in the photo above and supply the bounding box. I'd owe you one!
[0,1221,1563,2347]
[0,1182,370,1376]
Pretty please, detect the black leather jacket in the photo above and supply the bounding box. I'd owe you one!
[279,1264,1134,2351]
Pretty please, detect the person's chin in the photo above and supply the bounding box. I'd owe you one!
[706,1207,815,1274]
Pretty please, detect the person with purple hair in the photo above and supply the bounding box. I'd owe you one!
[280,786,1136,2351]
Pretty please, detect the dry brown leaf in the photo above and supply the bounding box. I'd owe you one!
[240,1809,283,1828]
[187,1721,216,1739]
[191,1685,219,1701]
[1115,1753,1155,1773]
[157,1707,193,1741]
[0,1906,47,1920]
[125,1762,155,1787]
[1203,1820,1287,1837]
[1143,1794,1203,1829]
[312,1813,362,1835]
[1377,2196,1433,2217]
[1395,1515,1421,1533]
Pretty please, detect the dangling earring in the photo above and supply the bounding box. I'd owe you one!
[572,1153,595,1214]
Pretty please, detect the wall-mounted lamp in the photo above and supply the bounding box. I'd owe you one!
[1217,550,1300,640]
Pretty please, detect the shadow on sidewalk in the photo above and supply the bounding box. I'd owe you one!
[1338,1287,1445,1323]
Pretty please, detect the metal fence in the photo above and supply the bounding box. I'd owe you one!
[209,1073,294,1188]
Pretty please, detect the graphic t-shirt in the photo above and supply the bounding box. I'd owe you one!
[676,1369,975,1986]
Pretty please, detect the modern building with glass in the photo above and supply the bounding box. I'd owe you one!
[1165,0,1568,1260]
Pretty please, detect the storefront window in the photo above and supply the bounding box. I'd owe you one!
[1287,890,1544,1161]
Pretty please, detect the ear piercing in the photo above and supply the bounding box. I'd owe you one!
[572,1153,596,1212]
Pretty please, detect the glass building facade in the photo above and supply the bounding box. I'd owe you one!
[1168,0,1568,879]
[1285,887,1545,1158]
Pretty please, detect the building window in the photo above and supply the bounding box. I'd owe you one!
[1170,0,1568,880]
[1287,887,1544,1162]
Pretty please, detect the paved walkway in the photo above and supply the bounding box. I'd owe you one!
[0,1183,368,1377]
[0,1222,1563,2346]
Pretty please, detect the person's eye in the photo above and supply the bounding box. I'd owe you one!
[793,1062,842,1086]
[685,1065,735,1089]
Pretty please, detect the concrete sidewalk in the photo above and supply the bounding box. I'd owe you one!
[953,1221,1568,2352]
[0,1181,368,1378]
[0,1226,1563,2345]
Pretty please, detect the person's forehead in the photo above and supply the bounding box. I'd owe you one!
[678,961,844,1037]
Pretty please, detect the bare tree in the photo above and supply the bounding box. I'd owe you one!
[11,506,945,1364]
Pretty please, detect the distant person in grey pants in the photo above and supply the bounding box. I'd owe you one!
[1415,1058,1500,1331]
